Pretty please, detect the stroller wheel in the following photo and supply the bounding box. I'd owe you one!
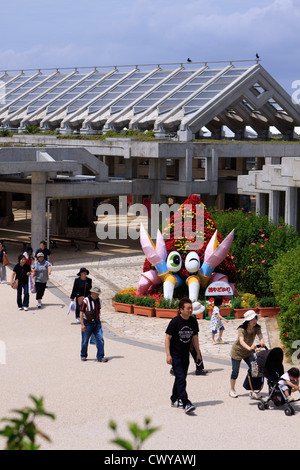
[285,406,295,416]
[258,401,267,411]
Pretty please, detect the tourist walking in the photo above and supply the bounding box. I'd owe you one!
[80,286,107,362]
[31,252,51,308]
[11,254,31,310]
[70,267,92,323]
[165,297,201,413]
[0,240,8,283]
[229,310,265,398]
[35,240,53,265]
[210,296,229,345]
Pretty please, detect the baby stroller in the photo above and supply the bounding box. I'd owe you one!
[256,347,299,416]
[243,346,265,398]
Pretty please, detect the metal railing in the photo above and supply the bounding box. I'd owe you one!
[0,58,261,75]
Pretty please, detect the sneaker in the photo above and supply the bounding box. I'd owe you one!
[171,399,183,408]
[184,402,195,414]
[76,317,81,324]
[37,302,42,308]
[97,357,108,363]
[18,307,23,310]
[24,307,28,311]
[81,357,87,362]
[249,391,262,400]
[229,390,238,398]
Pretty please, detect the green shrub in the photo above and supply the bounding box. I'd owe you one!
[114,292,135,304]
[269,243,300,357]
[134,295,156,307]
[209,208,299,297]
[259,297,277,308]
[233,297,242,309]
[278,300,300,356]
[155,298,179,309]
[269,244,300,311]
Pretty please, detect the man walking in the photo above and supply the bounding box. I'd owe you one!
[80,286,108,362]
[165,297,200,413]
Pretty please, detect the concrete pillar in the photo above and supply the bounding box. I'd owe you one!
[269,190,280,225]
[285,187,297,229]
[256,193,267,216]
[179,148,193,182]
[31,172,47,251]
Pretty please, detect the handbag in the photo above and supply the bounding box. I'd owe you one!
[84,309,96,323]
[11,279,19,289]
[2,252,9,267]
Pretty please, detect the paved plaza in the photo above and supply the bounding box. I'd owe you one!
[0,235,299,451]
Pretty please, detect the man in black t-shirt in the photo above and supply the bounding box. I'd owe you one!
[165,297,201,413]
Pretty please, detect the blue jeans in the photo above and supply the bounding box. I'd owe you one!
[171,355,190,407]
[231,355,254,380]
[17,283,29,308]
[81,321,104,360]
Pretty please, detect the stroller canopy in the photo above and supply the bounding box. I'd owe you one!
[256,347,284,382]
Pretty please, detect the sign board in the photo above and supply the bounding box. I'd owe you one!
[205,280,233,296]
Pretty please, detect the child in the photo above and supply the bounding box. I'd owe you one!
[210,296,229,345]
[278,367,300,402]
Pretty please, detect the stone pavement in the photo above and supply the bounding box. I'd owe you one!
[49,252,273,359]
[1,239,298,452]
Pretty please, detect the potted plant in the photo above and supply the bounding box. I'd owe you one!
[258,297,280,317]
[219,298,233,317]
[205,297,214,317]
[155,298,179,318]
[113,292,135,314]
[133,295,156,317]
[233,293,258,318]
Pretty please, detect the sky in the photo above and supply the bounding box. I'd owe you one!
[0,0,299,96]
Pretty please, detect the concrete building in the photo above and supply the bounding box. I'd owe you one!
[0,60,300,246]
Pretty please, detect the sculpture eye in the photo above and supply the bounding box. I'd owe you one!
[166,251,182,272]
[185,251,200,273]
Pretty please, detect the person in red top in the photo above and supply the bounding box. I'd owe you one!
[80,286,107,363]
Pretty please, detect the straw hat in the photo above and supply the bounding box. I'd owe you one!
[243,309,260,321]
[90,286,101,295]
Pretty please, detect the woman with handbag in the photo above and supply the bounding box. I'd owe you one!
[70,267,92,323]
[0,240,8,283]
[11,254,31,310]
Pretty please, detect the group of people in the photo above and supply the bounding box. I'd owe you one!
[1,240,53,310]
[3,241,299,408]
[164,297,299,413]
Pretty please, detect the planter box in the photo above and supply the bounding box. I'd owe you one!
[205,308,213,318]
[133,305,156,317]
[258,307,280,317]
[220,307,232,317]
[205,307,233,319]
[234,308,259,319]
[155,308,178,318]
[113,301,134,314]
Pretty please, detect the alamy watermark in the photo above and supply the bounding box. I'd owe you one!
[96,196,204,250]
[0,340,6,365]
[291,80,300,105]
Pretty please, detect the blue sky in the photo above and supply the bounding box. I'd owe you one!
[0,0,299,95]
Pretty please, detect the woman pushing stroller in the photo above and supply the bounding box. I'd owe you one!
[229,310,265,398]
